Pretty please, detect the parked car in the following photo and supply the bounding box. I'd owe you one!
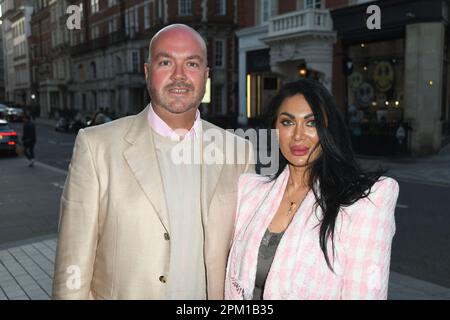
[55,116,87,133]
[6,107,25,122]
[55,117,70,132]
[68,118,87,133]
[86,112,112,127]
[0,119,19,155]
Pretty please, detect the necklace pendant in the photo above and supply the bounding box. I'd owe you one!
[287,201,296,215]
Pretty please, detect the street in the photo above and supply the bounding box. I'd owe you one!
[0,120,449,291]
[391,181,450,288]
[9,121,75,171]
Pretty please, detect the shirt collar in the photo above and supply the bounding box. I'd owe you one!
[147,103,201,141]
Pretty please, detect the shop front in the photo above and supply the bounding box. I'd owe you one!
[332,0,450,156]
[346,38,407,155]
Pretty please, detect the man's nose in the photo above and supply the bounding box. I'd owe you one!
[171,63,187,80]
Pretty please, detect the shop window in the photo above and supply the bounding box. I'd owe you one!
[346,39,406,155]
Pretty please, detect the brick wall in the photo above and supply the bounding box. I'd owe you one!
[326,0,349,10]
[238,0,255,28]
[278,0,296,14]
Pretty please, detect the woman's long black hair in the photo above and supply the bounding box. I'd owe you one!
[266,78,385,271]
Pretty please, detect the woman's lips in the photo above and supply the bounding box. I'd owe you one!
[290,146,309,156]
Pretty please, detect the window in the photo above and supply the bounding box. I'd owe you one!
[131,51,139,73]
[178,0,192,16]
[108,0,117,7]
[158,0,164,19]
[144,5,150,29]
[115,55,122,74]
[50,5,55,22]
[90,25,99,39]
[214,40,225,68]
[58,60,65,79]
[108,18,117,33]
[126,8,138,35]
[105,55,112,78]
[90,61,97,79]
[305,0,322,9]
[80,2,83,19]
[57,29,62,45]
[261,0,271,23]
[32,66,38,83]
[91,0,99,14]
[52,61,58,79]
[216,0,226,16]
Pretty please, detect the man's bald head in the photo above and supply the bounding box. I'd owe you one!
[148,24,207,66]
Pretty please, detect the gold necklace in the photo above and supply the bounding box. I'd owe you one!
[286,185,299,216]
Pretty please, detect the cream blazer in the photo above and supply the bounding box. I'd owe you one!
[52,106,254,299]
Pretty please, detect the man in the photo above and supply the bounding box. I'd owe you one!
[52,24,254,299]
[22,115,36,167]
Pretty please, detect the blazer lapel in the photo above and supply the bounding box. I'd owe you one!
[123,106,170,233]
[200,121,224,226]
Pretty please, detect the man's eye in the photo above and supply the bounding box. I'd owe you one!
[187,61,199,68]
[159,60,171,66]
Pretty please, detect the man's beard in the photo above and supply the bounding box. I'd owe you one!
[148,80,205,114]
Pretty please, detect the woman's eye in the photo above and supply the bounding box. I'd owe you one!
[306,119,316,127]
[280,119,293,126]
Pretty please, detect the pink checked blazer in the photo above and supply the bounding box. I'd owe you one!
[225,167,399,300]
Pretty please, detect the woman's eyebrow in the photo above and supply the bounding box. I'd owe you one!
[279,112,314,120]
[279,112,295,119]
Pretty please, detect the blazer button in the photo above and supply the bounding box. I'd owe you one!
[164,233,170,241]
[159,276,166,283]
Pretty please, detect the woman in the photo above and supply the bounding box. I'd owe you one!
[225,79,399,300]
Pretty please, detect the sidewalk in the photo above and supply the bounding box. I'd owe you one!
[357,153,450,187]
[0,236,55,300]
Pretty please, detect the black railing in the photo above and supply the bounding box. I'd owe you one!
[70,31,128,56]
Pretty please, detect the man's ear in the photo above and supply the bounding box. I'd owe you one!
[144,63,150,81]
[205,66,209,80]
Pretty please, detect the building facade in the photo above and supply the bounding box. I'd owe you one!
[332,0,450,156]
[0,21,5,101]
[236,0,341,126]
[27,0,240,122]
[236,0,450,155]
[1,0,34,106]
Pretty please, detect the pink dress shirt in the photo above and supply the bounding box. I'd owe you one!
[147,103,201,140]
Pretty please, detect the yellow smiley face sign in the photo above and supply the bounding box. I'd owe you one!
[373,61,394,92]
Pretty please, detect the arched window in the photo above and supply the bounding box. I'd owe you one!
[89,61,97,79]
[78,64,85,81]
[115,55,122,74]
